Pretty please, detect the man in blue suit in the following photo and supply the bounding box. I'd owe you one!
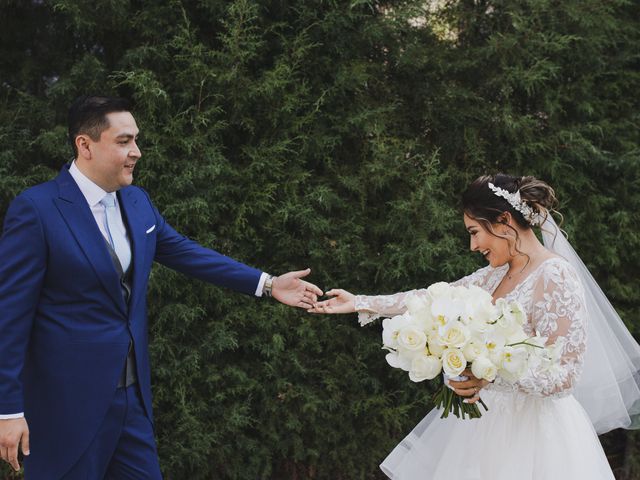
[0,95,322,479]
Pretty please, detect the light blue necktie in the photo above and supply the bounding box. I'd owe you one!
[99,194,131,272]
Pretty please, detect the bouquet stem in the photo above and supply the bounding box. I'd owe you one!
[433,385,488,420]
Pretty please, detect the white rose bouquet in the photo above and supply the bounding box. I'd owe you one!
[382,282,545,419]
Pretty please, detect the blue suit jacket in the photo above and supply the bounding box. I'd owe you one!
[0,166,262,479]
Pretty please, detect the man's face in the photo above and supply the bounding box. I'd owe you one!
[82,111,141,192]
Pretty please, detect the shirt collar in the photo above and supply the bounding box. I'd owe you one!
[68,161,112,207]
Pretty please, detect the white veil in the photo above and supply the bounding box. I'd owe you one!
[541,216,640,434]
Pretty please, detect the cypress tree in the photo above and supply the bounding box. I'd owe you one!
[0,0,638,478]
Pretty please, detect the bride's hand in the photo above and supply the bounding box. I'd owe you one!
[448,368,490,403]
[308,289,356,314]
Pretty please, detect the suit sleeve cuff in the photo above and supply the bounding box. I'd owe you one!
[0,413,24,420]
[254,272,268,297]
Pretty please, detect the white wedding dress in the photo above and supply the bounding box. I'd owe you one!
[355,257,616,480]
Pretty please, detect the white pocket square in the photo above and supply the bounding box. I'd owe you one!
[145,225,156,234]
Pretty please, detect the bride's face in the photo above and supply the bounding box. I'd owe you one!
[464,214,511,267]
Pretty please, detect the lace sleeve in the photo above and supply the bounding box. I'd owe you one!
[355,290,426,326]
[356,266,497,326]
[496,260,587,397]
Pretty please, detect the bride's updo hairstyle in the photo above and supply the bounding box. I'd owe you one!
[462,173,558,246]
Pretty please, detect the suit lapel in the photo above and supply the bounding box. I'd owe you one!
[53,167,128,316]
[118,188,146,312]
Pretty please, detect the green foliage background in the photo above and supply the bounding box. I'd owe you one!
[1,0,639,478]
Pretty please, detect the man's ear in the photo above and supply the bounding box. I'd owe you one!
[75,135,92,160]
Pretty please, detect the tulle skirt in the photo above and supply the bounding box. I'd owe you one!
[381,388,615,480]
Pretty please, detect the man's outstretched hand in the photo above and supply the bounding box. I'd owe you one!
[272,269,323,309]
[0,417,29,472]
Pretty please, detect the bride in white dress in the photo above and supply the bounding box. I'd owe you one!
[310,174,640,480]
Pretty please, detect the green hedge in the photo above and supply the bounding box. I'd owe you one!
[1,0,638,478]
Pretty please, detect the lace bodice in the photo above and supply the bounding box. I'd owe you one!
[355,258,587,398]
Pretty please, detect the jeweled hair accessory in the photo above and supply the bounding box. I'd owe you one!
[488,182,544,226]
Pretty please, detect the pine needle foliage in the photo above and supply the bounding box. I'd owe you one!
[0,0,638,478]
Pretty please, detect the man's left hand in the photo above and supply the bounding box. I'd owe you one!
[272,268,323,309]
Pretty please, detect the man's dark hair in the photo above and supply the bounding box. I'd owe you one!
[68,95,132,157]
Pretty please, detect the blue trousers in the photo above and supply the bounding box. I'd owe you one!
[62,384,162,479]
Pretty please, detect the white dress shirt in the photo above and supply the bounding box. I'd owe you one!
[69,162,133,256]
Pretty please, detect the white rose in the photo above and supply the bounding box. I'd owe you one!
[438,321,470,349]
[397,327,428,352]
[467,285,493,303]
[470,356,497,382]
[442,348,467,377]
[405,294,435,331]
[427,332,445,357]
[454,284,488,306]
[464,288,496,324]
[450,285,469,299]
[409,354,442,382]
[385,350,415,372]
[405,292,429,313]
[426,282,451,300]
[382,314,413,348]
[462,341,487,362]
[385,351,403,369]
